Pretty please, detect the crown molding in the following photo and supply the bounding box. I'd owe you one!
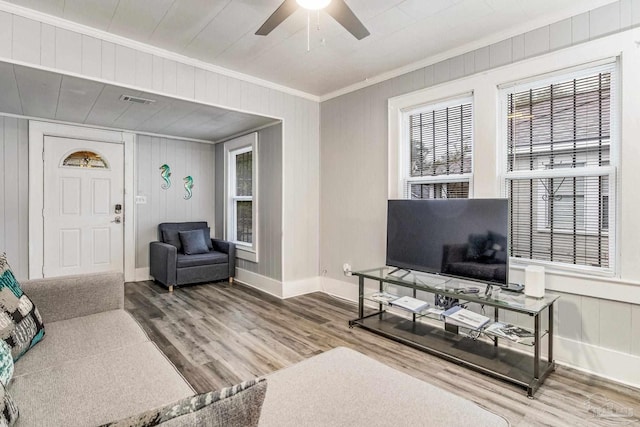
[0,0,621,103]
[319,0,620,102]
[0,0,320,103]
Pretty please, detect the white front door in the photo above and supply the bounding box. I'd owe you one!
[43,136,124,277]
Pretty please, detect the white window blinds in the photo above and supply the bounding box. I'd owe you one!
[403,97,473,199]
[503,63,616,271]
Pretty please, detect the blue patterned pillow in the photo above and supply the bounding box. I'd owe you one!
[0,381,18,425]
[0,341,13,387]
[102,378,266,427]
[0,253,45,361]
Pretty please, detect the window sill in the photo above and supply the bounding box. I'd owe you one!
[236,245,258,263]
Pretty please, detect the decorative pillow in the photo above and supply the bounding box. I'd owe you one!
[179,230,209,255]
[203,228,214,251]
[102,378,267,427]
[0,381,18,426]
[162,230,182,253]
[0,341,13,387]
[0,253,45,361]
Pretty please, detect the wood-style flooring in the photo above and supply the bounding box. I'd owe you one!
[125,280,640,427]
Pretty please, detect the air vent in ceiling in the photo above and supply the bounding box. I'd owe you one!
[119,95,156,105]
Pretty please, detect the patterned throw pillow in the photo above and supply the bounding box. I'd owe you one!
[0,381,19,425]
[0,253,45,361]
[102,378,267,427]
[0,341,13,387]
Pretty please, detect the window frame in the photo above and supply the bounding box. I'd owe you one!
[224,132,259,263]
[499,62,619,276]
[400,95,474,199]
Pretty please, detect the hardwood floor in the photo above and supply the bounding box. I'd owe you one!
[125,280,640,426]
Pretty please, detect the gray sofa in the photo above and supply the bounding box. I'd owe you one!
[11,272,195,426]
[149,222,236,291]
[8,272,508,426]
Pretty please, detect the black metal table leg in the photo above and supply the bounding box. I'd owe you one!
[358,275,364,319]
[534,313,540,379]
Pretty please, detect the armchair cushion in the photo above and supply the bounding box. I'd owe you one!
[162,230,183,253]
[179,230,209,255]
[204,228,213,250]
[176,253,228,268]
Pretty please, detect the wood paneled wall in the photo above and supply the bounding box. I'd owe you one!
[319,0,640,373]
[0,7,319,283]
[135,135,215,270]
[215,123,283,281]
[0,117,28,279]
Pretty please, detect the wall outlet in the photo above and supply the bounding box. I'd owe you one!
[343,263,352,276]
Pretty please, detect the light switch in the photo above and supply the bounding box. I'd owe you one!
[135,195,147,204]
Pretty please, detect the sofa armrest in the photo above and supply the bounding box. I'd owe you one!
[212,239,236,277]
[149,241,177,286]
[20,272,124,323]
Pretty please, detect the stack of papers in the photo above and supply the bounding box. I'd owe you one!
[484,322,535,343]
[369,292,399,303]
[442,306,490,330]
[389,296,430,313]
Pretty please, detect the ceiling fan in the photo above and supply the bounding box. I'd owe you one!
[255,0,370,40]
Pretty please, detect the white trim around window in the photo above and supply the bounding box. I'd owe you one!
[389,90,476,199]
[223,132,259,263]
[498,61,619,276]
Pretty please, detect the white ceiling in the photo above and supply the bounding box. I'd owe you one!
[3,0,618,96]
[0,61,277,141]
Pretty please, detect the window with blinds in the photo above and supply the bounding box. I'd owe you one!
[403,97,473,199]
[502,64,616,271]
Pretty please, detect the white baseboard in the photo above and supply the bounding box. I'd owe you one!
[235,268,284,298]
[554,336,640,390]
[282,276,322,298]
[235,268,323,299]
[134,267,151,282]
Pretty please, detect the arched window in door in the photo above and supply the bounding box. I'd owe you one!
[61,151,109,169]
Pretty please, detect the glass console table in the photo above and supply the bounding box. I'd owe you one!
[349,267,559,397]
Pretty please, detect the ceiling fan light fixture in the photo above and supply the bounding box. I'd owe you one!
[296,0,331,10]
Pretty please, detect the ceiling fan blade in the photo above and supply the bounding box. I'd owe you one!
[325,0,370,40]
[255,0,299,36]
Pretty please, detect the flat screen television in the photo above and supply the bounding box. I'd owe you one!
[386,199,509,286]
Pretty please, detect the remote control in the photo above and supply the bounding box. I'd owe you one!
[460,287,480,294]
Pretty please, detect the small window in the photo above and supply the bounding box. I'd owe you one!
[402,96,473,199]
[224,133,258,262]
[61,151,108,169]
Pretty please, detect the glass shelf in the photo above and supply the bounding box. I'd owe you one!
[354,266,559,315]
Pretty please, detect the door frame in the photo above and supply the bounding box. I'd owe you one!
[29,121,136,281]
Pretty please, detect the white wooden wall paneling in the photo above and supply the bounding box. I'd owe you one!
[319,2,640,370]
[0,117,28,279]
[135,135,216,269]
[40,24,56,68]
[0,5,318,284]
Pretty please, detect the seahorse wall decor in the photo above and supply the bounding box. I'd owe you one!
[159,164,171,189]
[183,176,194,200]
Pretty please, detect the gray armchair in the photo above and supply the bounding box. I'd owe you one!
[149,222,235,292]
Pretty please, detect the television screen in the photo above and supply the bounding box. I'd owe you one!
[386,199,509,285]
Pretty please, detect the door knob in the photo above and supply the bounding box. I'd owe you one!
[111,216,121,224]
